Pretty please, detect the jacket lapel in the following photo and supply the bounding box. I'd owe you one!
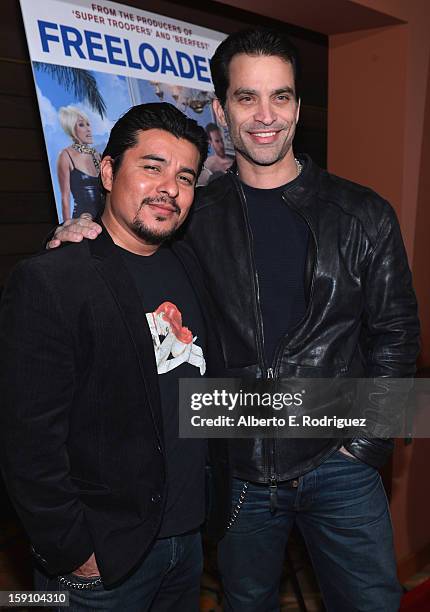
[88,228,163,441]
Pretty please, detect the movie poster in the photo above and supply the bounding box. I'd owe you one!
[20,0,229,221]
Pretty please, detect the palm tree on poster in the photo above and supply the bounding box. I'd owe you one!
[34,62,107,117]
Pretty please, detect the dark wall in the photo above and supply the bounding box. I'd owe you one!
[0,0,327,288]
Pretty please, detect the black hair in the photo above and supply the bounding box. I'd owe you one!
[210,27,301,106]
[205,122,220,138]
[102,103,208,182]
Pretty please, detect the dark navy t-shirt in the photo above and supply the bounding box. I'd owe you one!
[242,180,309,366]
[120,244,207,537]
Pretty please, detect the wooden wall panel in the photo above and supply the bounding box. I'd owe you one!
[0,225,53,256]
[0,0,29,60]
[0,60,35,97]
[0,94,41,129]
[0,128,45,160]
[0,161,51,192]
[0,193,55,224]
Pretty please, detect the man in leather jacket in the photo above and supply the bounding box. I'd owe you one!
[48,28,419,612]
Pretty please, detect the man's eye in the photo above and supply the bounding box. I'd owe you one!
[178,175,193,185]
[275,95,290,102]
[143,165,160,172]
[238,96,253,104]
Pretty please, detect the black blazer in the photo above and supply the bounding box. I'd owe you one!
[0,228,222,587]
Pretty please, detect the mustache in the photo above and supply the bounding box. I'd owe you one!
[139,196,180,214]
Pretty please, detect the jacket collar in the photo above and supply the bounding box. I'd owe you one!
[280,154,321,205]
[227,153,321,209]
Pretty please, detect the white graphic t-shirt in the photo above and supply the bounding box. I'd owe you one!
[146,301,206,375]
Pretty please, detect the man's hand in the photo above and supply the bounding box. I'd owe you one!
[339,445,356,459]
[47,213,102,249]
[72,553,100,578]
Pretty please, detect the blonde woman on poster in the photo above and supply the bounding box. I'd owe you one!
[57,106,102,220]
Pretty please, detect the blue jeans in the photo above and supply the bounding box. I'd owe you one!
[34,531,202,611]
[218,450,402,612]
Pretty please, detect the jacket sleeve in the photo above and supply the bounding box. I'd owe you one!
[345,201,420,467]
[0,259,93,575]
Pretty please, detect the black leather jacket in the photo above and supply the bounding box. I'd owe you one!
[185,155,419,488]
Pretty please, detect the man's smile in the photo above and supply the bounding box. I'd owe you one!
[247,130,282,144]
[143,197,180,217]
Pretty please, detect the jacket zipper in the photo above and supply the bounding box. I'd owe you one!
[231,176,318,488]
[267,193,317,494]
[234,177,268,376]
[266,367,278,496]
[233,176,276,484]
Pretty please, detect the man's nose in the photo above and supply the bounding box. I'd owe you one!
[253,99,276,124]
[157,174,179,198]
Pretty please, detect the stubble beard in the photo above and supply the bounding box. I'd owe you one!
[131,196,181,246]
[224,110,296,167]
[233,128,294,167]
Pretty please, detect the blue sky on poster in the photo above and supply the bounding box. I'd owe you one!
[34,65,131,215]
[34,65,130,158]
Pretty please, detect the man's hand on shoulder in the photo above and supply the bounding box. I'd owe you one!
[47,213,102,249]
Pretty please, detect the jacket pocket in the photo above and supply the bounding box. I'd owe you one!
[71,476,111,495]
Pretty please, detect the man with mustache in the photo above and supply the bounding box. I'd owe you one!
[47,27,419,612]
[0,103,221,610]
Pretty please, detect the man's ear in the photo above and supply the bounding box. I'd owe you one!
[100,157,114,193]
[212,98,228,128]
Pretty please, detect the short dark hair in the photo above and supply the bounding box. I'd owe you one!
[210,27,301,106]
[205,122,220,139]
[102,103,208,180]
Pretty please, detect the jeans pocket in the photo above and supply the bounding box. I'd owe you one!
[336,448,367,465]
